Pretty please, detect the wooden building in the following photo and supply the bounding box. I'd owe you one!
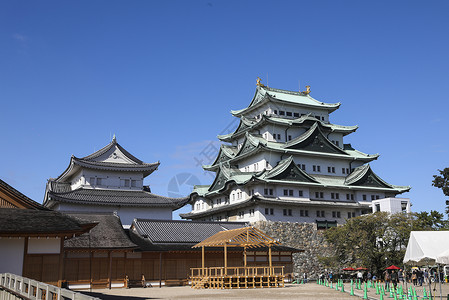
[127,219,300,285]
[0,179,46,210]
[0,208,96,286]
[62,212,137,289]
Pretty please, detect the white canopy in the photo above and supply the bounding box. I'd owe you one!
[436,248,449,265]
[403,231,449,265]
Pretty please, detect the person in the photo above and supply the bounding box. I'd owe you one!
[357,271,363,283]
[329,272,333,283]
[391,270,398,289]
[303,272,308,283]
[398,269,404,283]
[412,270,417,285]
[367,271,372,282]
[423,269,429,284]
[372,274,377,282]
[384,270,391,290]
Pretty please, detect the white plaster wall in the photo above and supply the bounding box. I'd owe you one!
[237,153,267,172]
[372,198,411,214]
[327,132,344,148]
[290,155,351,176]
[70,170,84,190]
[82,169,143,190]
[28,237,61,254]
[0,238,24,275]
[56,203,173,225]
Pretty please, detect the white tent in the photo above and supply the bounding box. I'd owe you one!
[436,248,449,265]
[403,231,449,265]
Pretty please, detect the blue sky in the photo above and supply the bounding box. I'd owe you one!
[1,0,448,219]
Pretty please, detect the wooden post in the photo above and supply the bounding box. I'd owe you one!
[202,246,205,276]
[108,251,112,289]
[22,237,28,277]
[159,252,162,288]
[224,243,228,276]
[244,246,247,276]
[58,237,65,287]
[268,244,272,276]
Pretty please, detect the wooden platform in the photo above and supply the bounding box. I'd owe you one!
[190,266,284,289]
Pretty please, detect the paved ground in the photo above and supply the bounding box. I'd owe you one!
[79,282,449,300]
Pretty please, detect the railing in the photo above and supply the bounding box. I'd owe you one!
[0,273,101,300]
[191,266,284,278]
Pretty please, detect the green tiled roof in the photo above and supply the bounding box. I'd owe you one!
[218,114,358,142]
[231,86,341,117]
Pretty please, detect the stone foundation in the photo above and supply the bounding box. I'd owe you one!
[253,221,335,279]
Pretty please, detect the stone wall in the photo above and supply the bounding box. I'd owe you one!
[253,221,335,279]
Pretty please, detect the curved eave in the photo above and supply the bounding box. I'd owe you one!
[72,158,159,177]
[55,156,80,182]
[180,195,367,219]
[268,96,341,113]
[47,190,188,210]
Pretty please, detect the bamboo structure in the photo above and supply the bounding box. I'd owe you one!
[190,227,285,289]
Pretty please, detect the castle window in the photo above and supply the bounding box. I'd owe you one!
[301,210,309,217]
[274,110,278,114]
[120,179,130,187]
[96,178,104,186]
[283,189,288,196]
[249,209,255,216]
[283,209,292,216]
[265,208,274,215]
[294,112,299,118]
[298,190,303,197]
[279,111,285,116]
[316,210,325,217]
[371,195,375,201]
[286,112,292,117]
[238,211,244,219]
[363,195,367,201]
[288,135,292,141]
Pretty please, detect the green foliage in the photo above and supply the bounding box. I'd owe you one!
[414,210,449,230]
[323,211,448,276]
[432,168,449,214]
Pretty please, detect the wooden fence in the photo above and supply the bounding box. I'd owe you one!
[0,273,100,300]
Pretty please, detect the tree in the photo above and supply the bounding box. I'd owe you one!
[414,210,449,230]
[432,168,449,214]
[322,211,448,276]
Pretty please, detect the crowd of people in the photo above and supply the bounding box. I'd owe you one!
[316,267,446,287]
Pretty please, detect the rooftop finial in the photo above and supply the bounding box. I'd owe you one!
[112,134,116,142]
[256,77,265,87]
[303,85,311,95]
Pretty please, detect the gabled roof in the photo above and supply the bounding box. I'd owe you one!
[284,122,348,155]
[204,144,238,171]
[56,137,160,182]
[207,164,254,193]
[231,86,341,117]
[345,164,411,192]
[260,156,318,183]
[64,213,137,250]
[0,208,96,237]
[0,179,47,210]
[45,188,189,209]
